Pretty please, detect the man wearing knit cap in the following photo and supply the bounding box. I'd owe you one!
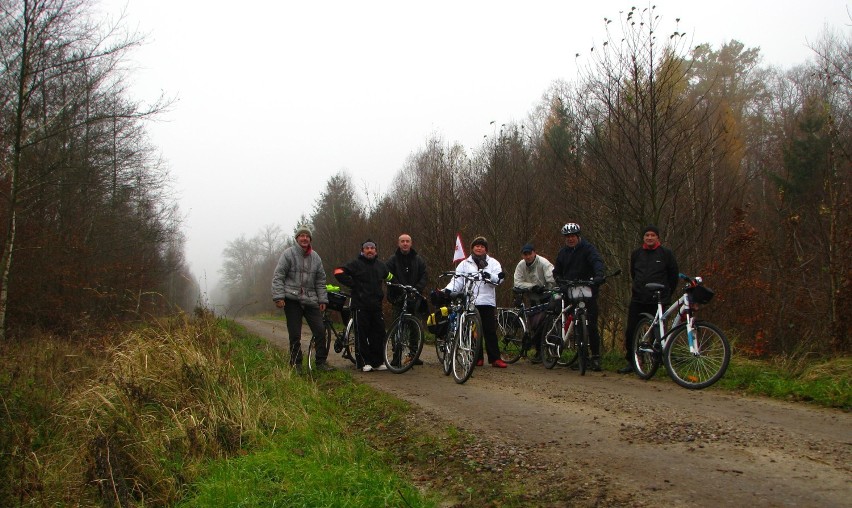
[619,225,679,374]
[443,236,508,368]
[334,239,394,372]
[271,225,332,372]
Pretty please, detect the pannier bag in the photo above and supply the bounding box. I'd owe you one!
[327,291,348,312]
[427,306,449,336]
[687,285,714,304]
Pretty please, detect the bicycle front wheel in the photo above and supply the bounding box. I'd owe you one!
[384,316,423,374]
[307,330,330,372]
[632,314,661,380]
[342,318,357,365]
[498,310,525,363]
[452,312,481,384]
[576,314,588,376]
[664,321,731,390]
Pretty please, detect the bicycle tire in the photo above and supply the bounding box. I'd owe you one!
[557,315,578,367]
[307,330,330,372]
[541,314,561,369]
[632,313,661,380]
[664,321,731,390]
[383,315,423,374]
[342,318,357,364]
[453,312,481,384]
[576,313,588,376]
[498,310,525,363]
[442,335,453,376]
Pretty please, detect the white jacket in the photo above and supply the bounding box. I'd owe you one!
[444,255,503,307]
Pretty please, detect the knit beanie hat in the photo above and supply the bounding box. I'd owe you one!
[642,225,660,236]
[295,225,312,239]
[471,236,488,251]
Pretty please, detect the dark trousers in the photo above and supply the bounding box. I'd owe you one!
[624,300,658,363]
[354,308,385,368]
[586,297,601,358]
[284,299,327,365]
[475,305,500,363]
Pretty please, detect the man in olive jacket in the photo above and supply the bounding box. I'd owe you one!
[271,226,331,371]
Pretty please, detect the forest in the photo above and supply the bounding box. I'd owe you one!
[220,8,850,357]
[0,0,198,341]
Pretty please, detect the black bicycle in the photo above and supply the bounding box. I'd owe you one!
[383,282,426,374]
[307,286,355,371]
[497,287,550,363]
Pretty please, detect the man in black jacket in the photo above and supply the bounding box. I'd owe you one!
[619,225,680,374]
[553,222,606,371]
[386,233,428,365]
[334,240,393,372]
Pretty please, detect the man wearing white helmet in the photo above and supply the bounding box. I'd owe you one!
[552,222,606,371]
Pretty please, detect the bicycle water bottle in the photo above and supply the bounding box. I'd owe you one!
[447,309,458,337]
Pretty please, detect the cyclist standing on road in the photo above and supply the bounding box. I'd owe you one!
[386,233,428,366]
[512,243,555,363]
[334,239,393,372]
[444,236,508,368]
[271,225,332,372]
[618,225,680,374]
[552,223,606,372]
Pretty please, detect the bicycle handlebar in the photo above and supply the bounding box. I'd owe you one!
[386,281,426,299]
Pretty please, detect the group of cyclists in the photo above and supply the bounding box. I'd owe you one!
[272,222,679,376]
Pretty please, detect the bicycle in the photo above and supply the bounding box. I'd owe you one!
[427,290,456,376]
[631,273,731,389]
[439,270,495,384]
[541,271,621,375]
[497,287,551,363]
[383,282,426,374]
[307,286,355,372]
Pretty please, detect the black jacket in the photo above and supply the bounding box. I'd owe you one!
[385,247,427,302]
[334,254,390,311]
[630,244,679,304]
[553,238,605,283]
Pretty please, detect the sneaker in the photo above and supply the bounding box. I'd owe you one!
[617,365,634,374]
[333,339,343,354]
[375,364,388,371]
[491,359,508,368]
[476,359,484,367]
[315,362,334,372]
[361,365,373,372]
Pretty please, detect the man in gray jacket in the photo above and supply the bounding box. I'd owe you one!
[271,225,332,371]
[513,243,555,363]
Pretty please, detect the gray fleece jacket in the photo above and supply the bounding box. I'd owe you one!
[271,245,328,307]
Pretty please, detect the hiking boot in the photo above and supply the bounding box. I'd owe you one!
[529,351,542,364]
[315,362,334,372]
[617,364,634,374]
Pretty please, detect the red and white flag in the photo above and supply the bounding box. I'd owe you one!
[452,233,466,263]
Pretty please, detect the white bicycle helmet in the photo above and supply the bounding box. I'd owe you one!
[561,223,581,235]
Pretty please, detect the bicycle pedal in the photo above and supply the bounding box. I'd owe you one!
[333,342,343,353]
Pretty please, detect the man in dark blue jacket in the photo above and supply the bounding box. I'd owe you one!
[334,240,393,372]
[619,225,680,374]
[552,222,606,371]
[386,233,428,365]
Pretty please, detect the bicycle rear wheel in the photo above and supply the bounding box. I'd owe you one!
[498,310,525,363]
[383,316,423,374]
[342,318,357,365]
[664,321,731,390]
[453,312,481,384]
[541,314,562,369]
[632,314,661,380]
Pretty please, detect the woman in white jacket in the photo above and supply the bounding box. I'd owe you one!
[444,236,508,368]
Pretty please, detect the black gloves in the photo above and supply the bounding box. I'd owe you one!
[593,275,605,286]
[482,271,491,281]
[531,285,544,293]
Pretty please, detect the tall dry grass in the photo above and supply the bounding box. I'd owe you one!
[1,314,303,506]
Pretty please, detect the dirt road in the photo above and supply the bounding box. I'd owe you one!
[238,318,850,507]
